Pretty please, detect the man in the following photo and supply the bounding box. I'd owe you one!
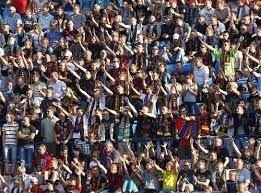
[17,115,36,173]
[100,141,121,169]
[200,35,244,81]
[32,73,47,107]
[196,137,230,167]
[34,144,52,175]
[199,0,215,26]
[37,3,54,32]
[40,106,59,154]
[69,4,86,30]
[3,5,22,33]
[236,159,251,188]
[47,71,66,101]
[193,160,211,192]
[40,87,58,116]
[206,15,226,36]
[193,57,209,99]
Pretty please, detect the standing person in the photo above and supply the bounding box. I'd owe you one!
[37,3,54,32]
[40,106,59,154]
[3,5,22,33]
[17,115,36,174]
[47,71,67,101]
[200,36,244,81]
[2,111,19,175]
[181,73,198,115]
[69,4,86,30]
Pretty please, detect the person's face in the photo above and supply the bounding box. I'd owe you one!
[67,21,74,29]
[166,162,173,171]
[205,0,212,8]
[186,75,193,82]
[27,90,33,98]
[146,163,153,170]
[210,152,217,160]
[38,147,46,155]
[23,116,30,126]
[50,73,57,81]
[211,17,218,25]
[33,74,40,83]
[216,163,224,172]
[76,109,83,117]
[47,109,54,117]
[152,47,159,54]
[195,59,202,68]
[198,161,206,170]
[112,58,119,68]
[162,106,168,114]
[6,114,14,123]
[236,159,244,169]
[236,106,244,115]
[104,143,113,153]
[200,45,207,53]
[180,108,187,115]
[223,42,230,51]
[243,16,250,24]
[149,16,155,23]
[215,138,222,147]
[8,7,16,15]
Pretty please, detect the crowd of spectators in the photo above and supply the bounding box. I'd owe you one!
[0,0,260,192]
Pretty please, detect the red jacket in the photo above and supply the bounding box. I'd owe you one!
[31,185,44,193]
[34,151,52,174]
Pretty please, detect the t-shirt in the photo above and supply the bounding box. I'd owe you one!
[213,48,237,78]
[2,122,19,145]
[162,170,178,191]
[18,124,36,146]
[194,170,211,191]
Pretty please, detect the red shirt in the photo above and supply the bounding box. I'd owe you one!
[11,0,29,14]
[34,152,52,174]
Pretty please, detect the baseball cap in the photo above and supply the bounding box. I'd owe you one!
[173,33,180,40]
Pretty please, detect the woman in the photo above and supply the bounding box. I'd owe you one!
[181,73,198,115]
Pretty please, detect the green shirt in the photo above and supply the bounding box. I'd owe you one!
[213,48,237,78]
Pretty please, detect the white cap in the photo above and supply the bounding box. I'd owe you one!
[173,33,180,40]
[64,50,72,57]
[30,177,38,184]
[89,161,98,169]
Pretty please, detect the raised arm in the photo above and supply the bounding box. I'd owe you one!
[195,139,209,154]
[229,136,242,158]
[199,38,215,51]
[124,96,138,117]
[75,83,92,100]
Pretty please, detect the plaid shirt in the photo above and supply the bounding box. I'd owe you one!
[3,13,22,32]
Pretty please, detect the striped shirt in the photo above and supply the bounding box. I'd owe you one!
[2,122,19,145]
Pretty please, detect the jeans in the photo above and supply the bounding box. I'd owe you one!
[122,179,139,193]
[159,190,175,193]
[3,144,17,163]
[184,102,196,115]
[19,146,34,173]
[235,137,248,151]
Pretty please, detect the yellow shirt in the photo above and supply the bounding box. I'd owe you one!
[163,170,178,191]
